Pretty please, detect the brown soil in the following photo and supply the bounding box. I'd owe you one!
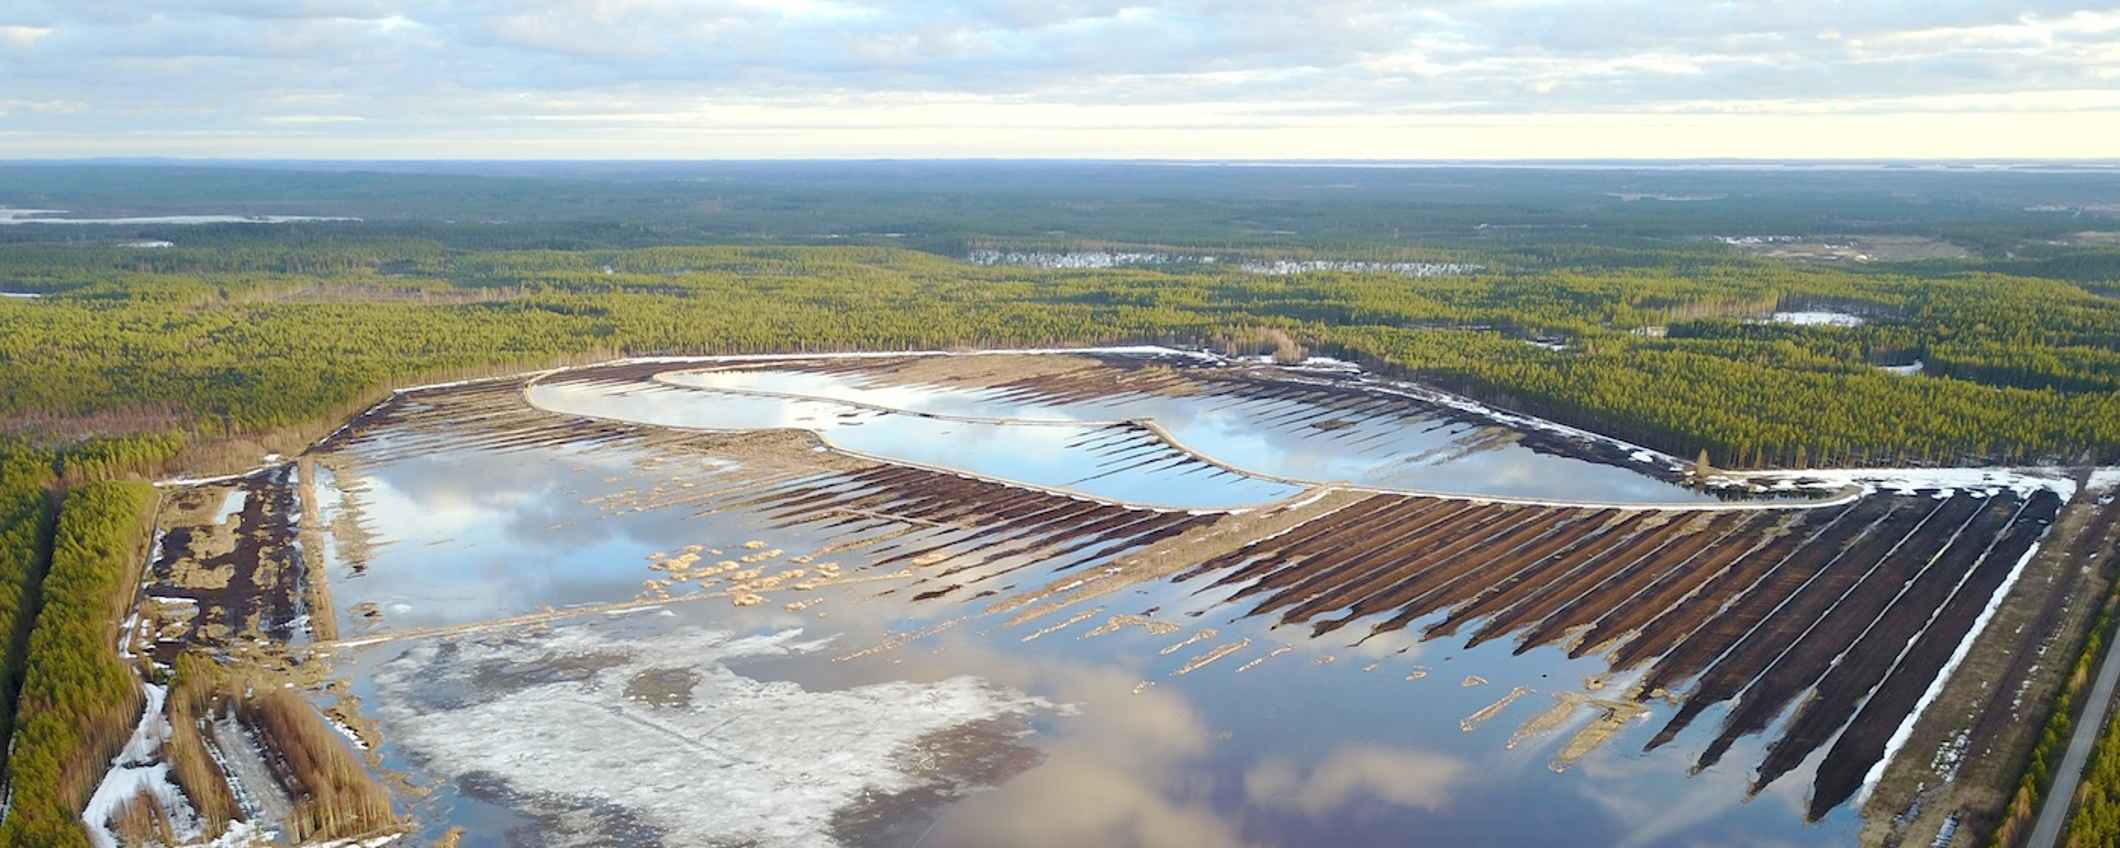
[1663,498,1975,760]
[148,467,306,654]
[1864,482,2120,847]
[1730,235,1972,263]
[1750,496,2030,795]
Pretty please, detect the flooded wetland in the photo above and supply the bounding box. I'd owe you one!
[126,349,2110,847]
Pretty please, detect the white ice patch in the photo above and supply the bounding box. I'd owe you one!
[370,625,1047,847]
[608,344,1222,369]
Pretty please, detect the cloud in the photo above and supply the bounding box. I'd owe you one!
[0,25,53,48]
[0,1,2117,156]
[870,640,1261,848]
[1244,746,1469,816]
[259,114,367,124]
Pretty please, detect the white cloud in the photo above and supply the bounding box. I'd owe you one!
[1879,9,2120,47]
[0,25,54,48]
[1,1,2117,156]
[1244,746,1468,816]
[259,114,367,123]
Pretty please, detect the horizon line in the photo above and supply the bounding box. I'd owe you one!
[6,155,2120,165]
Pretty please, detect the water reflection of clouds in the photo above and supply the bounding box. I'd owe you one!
[548,366,1727,506]
[361,438,632,550]
[530,381,1305,509]
[347,441,793,627]
[919,661,1256,848]
[817,624,1476,848]
[332,369,1854,845]
[751,621,1260,847]
[1244,746,1468,816]
[1573,730,1815,848]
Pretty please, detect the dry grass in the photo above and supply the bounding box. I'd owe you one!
[1215,326,1307,364]
[296,457,338,642]
[110,788,176,847]
[166,654,240,837]
[241,688,397,842]
[0,402,194,442]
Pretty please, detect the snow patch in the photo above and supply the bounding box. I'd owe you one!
[1767,310,1867,327]
[155,463,288,489]
[0,208,359,226]
[82,684,205,848]
[323,715,369,752]
[1727,467,2077,502]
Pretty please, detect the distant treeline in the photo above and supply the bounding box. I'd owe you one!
[4,161,2117,251]
[2,242,2118,475]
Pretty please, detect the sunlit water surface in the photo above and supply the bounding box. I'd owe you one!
[527,365,1738,508]
[318,426,1856,847]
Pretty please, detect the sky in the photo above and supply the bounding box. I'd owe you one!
[2,1,2119,159]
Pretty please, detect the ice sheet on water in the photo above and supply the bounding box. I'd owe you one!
[370,624,1049,847]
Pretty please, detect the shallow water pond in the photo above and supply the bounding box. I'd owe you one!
[270,353,2045,848]
[529,355,1741,507]
[317,433,1851,848]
